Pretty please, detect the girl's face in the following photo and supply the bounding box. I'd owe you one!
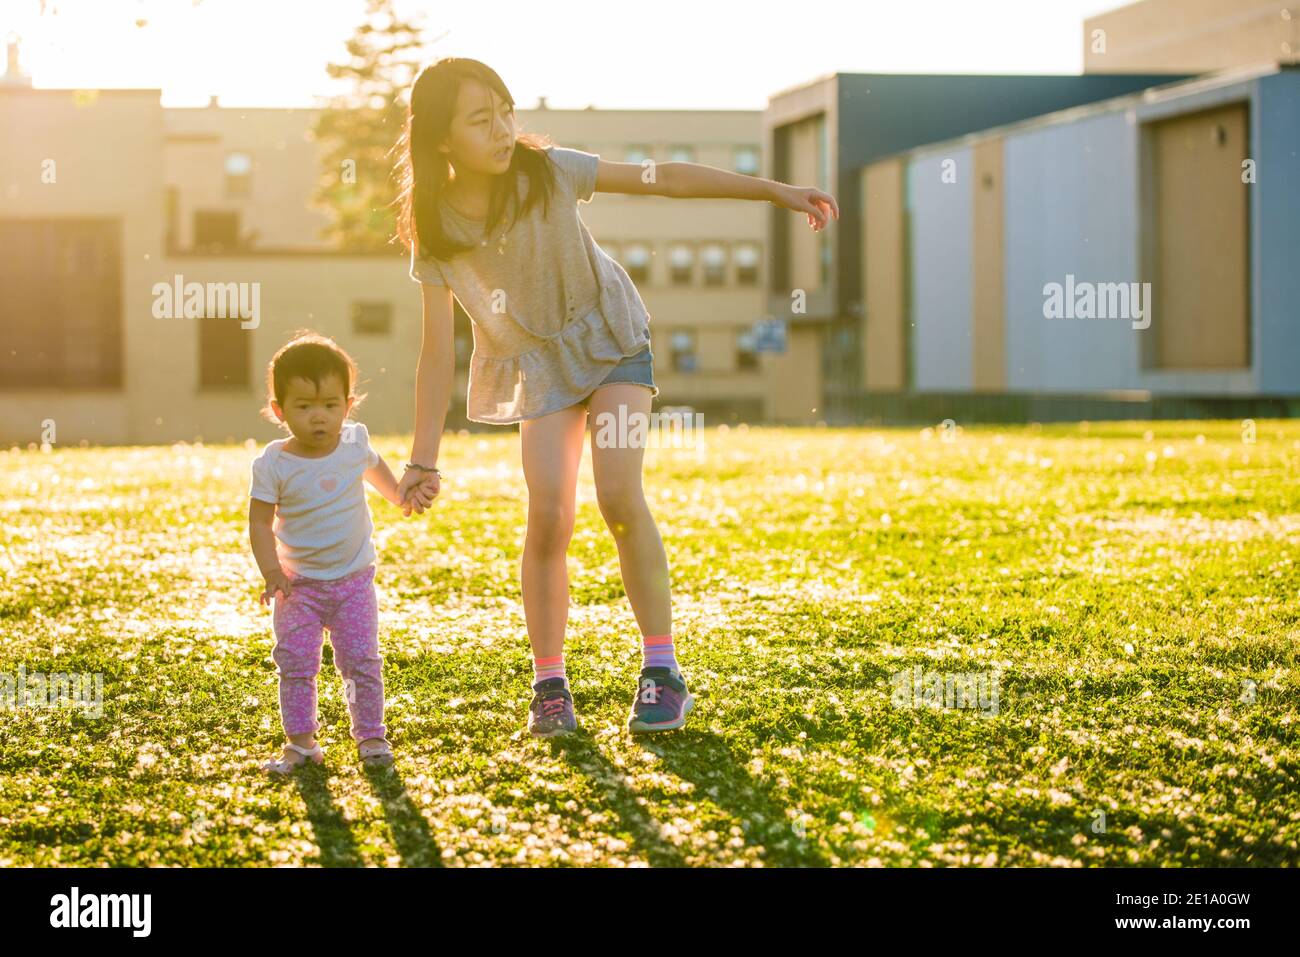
[272,374,353,451]
[440,78,516,176]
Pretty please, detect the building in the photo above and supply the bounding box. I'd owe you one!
[777,0,1300,422]
[0,46,779,445]
[859,63,1300,414]
[1084,0,1300,74]
[761,70,1193,420]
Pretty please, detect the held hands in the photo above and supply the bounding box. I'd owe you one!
[772,184,839,232]
[260,569,293,606]
[396,467,441,517]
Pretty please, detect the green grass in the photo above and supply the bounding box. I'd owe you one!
[1,420,1297,866]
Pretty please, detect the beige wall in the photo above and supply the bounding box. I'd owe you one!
[1,89,163,446]
[784,115,827,295]
[1084,0,1296,73]
[767,325,823,422]
[971,138,1006,391]
[164,107,333,251]
[862,159,907,392]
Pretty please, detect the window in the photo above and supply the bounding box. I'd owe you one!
[670,330,697,373]
[351,301,392,336]
[225,151,252,197]
[623,242,652,283]
[624,145,652,165]
[669,244,694,285]
[0,219,122,390]
[669,145,695,163]
[734,145,759,175]
[702,244,727,286]
[193,211,241,253]
[164,187,178,251]
[735,243,760,285]
[198,316,250,389]
[737,327,759,372]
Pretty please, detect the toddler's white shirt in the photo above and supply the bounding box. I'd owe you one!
[248,421,379,580]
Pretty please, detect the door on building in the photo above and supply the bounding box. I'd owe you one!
[1145,101,1251,369]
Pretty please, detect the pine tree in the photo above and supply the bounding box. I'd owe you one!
[312,0,428,251]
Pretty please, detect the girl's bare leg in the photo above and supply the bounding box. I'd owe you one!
[519,403,588,658]
[586,384,671,638]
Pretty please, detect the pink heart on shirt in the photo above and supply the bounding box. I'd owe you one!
[320,476,338,492]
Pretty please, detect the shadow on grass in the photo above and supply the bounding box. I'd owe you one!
[292,763,364,867]
[640,730,830,867]
[363,764,444,867]
[550,730,689,867]
[548,724,828,867]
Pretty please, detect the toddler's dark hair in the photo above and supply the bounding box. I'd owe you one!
[259,330,367,427]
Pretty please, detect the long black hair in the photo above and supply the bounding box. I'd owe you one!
[393,57,557,262]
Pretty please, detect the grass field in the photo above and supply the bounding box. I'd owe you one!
[1,421,1297,867]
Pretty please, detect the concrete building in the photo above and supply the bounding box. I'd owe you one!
[786,0,1300,422]
[1084,0,1300,74]
[0,64,779,445]
[862,64,1300,407]
[761,70,1193,417]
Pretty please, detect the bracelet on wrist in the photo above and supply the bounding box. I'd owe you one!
[405,462,442,476]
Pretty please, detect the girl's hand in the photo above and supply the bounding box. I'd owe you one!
[771,184,839,231]
[260,570,293,606]
[398,468,440,516]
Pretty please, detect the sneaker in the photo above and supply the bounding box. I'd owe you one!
[528,677,577,737]
[627,666,694,733]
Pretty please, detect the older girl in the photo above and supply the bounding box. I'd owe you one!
[393,57,837,737]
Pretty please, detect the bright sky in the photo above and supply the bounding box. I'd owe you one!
[2,0,1133,108]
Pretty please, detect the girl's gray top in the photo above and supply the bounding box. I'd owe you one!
[409,146,654,424]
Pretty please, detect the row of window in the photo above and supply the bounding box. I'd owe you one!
[667,328,761,373]
[191,314,763,390]
[217,144,760,200]
[0,219,767,391]
[604,240,761,287]
[351,303,761,375]
[184,206,766,288]
[569,144,760,176]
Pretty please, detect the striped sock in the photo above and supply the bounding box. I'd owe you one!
[533,654,568,689]
[641,634,680,675]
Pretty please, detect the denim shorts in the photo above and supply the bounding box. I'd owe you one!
[580,344,658,407]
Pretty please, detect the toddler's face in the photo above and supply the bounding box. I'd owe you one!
[274,374,353,451]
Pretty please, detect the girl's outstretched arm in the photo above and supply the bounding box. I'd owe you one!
[594,158,839,231]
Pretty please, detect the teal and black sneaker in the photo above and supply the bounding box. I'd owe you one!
[627,666,694,733]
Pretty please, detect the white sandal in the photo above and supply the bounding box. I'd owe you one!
[262,741,324,775]
[358,737,394,768]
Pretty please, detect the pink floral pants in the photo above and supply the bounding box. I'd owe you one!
[271,564,386,743]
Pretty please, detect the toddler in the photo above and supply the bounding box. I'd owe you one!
[247,332,409,774]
